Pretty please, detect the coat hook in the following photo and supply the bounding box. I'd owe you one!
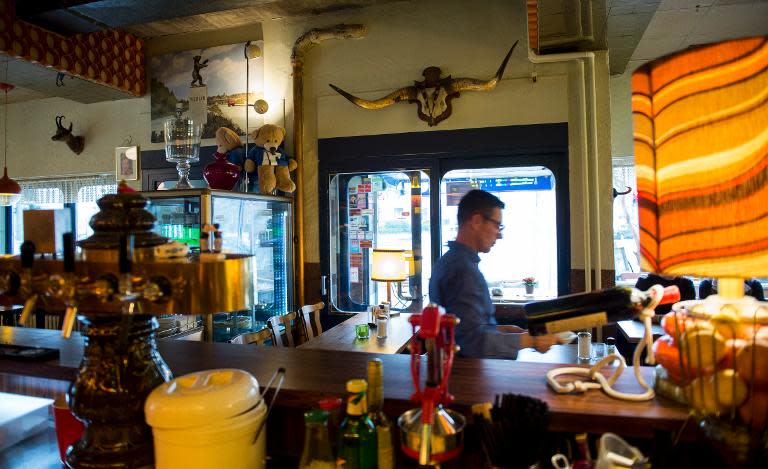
[613,186,632,199]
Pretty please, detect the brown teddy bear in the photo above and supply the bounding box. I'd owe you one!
[244,124,297,194]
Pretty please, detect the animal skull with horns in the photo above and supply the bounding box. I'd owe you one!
[329,41,518,127]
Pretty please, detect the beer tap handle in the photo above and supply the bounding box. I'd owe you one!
[119,234,132,275]
[21,241,35,269]
[60,233,78,338]
[18,241,37,327]
[118,235,137,314]
[61,305,78,338]
[63,232,75,273]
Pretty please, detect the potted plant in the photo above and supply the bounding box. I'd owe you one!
[522,277,537,295]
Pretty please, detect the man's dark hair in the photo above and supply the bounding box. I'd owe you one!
[457,190,504,225]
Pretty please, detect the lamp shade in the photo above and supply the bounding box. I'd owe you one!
[0,166,20,206]
[632,36,768,278]
[371,249,407,282]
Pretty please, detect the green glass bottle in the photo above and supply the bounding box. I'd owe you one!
[367,359,394,469]
[337,379,377,469]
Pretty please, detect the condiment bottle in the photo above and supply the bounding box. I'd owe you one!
[337,379,376,468]
[318,396,343,455]
[298,410,335,469]
[367,359,393,469]
[212,223,223,252]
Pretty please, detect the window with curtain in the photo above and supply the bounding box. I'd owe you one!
[9,174,116,253]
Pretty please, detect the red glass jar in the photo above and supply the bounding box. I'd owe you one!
[203,152,241,190]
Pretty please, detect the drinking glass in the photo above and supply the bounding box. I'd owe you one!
[355,323,369,340]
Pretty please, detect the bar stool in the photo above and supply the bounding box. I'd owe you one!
[230,327,274,346]
[298,301,325,342]
[267,311,298,347]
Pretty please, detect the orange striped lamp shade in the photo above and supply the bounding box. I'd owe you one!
[632,37,768,277]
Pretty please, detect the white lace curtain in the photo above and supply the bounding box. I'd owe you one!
[18,174,117,205]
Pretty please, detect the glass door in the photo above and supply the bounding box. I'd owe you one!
[328,170,430,313]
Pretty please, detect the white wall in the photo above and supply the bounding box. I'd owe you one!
[4,0,615,279]
[610,69,634,158]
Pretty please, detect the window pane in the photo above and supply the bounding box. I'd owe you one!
[11,188,64,254]
[329,171,430,312]
[439,167,558,300]
[612,161,640,281]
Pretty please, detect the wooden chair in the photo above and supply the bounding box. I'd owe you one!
[267,311,298,347]
[299,301,325,342]
[230,327,274,346]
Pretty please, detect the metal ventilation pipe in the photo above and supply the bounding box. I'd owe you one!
[291,24,367,306]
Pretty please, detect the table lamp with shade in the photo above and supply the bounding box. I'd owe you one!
[632,36,768,463]
[371,248,407,305]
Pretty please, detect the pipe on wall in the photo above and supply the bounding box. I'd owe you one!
[291,24,367,306]
[525,4,602,293]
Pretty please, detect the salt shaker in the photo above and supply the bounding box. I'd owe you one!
[577,331,592,360]
[376,314,388,339]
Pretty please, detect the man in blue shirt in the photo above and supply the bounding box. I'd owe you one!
[429,190,557,359]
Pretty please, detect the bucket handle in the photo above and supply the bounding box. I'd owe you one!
[252,367,286,444]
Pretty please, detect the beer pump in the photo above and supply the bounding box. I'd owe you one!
[398,304,466,466]
[0,192,254,469]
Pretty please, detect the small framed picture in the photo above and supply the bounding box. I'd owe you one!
[115,146,140,181]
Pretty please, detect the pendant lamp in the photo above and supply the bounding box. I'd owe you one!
[0,81,20,206]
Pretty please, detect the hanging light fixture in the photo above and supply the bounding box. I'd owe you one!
[0,78,20,206]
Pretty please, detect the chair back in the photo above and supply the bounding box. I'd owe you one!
[230,327,274,346]
[267,311,298,347]
[299,301,325,341]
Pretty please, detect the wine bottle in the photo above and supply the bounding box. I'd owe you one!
[367,359,394,469]
[337,379,377,469]
[572,433,593,469]
[524,286,680,336]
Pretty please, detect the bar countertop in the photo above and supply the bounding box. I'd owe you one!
[0,326,689,438]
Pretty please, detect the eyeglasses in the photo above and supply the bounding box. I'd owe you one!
[481,214,504,232]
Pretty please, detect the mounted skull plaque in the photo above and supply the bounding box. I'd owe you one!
[329,41,517,127]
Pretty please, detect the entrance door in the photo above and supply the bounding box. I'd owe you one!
[327,170,431,313]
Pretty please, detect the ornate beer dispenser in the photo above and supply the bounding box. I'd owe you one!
[0,192,253,469]
[398,304,465,466]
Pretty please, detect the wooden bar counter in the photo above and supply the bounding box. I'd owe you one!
[0,326,688,440]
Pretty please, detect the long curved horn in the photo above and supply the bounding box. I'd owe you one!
[449,40,518,93]
[329,84,416,110]
[55,116,63,127]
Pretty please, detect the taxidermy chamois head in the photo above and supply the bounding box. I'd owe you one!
[52,116,85,155]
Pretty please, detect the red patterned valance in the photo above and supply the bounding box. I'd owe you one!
[0,1,146,96]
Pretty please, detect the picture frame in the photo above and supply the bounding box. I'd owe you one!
[115,146,140,181]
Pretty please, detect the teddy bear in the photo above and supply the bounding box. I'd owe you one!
[215,127,246,168]
[244,124,298,194]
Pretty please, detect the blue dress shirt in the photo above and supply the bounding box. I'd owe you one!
[428,241,523,359]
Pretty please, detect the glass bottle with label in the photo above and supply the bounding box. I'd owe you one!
[337,379,376,469]
[299,410,335,469]
[367,359,393,469]
[523,286,680,335]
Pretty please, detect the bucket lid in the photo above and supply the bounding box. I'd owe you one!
[145,368,261,429]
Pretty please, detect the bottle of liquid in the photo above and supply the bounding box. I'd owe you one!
[318,396,343,456]
[299,410,335,469]
[367,359,393,469]
[337,379,376,469]
[572,433,593,469]
[212,223,223,252]
[523,286,680,336]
